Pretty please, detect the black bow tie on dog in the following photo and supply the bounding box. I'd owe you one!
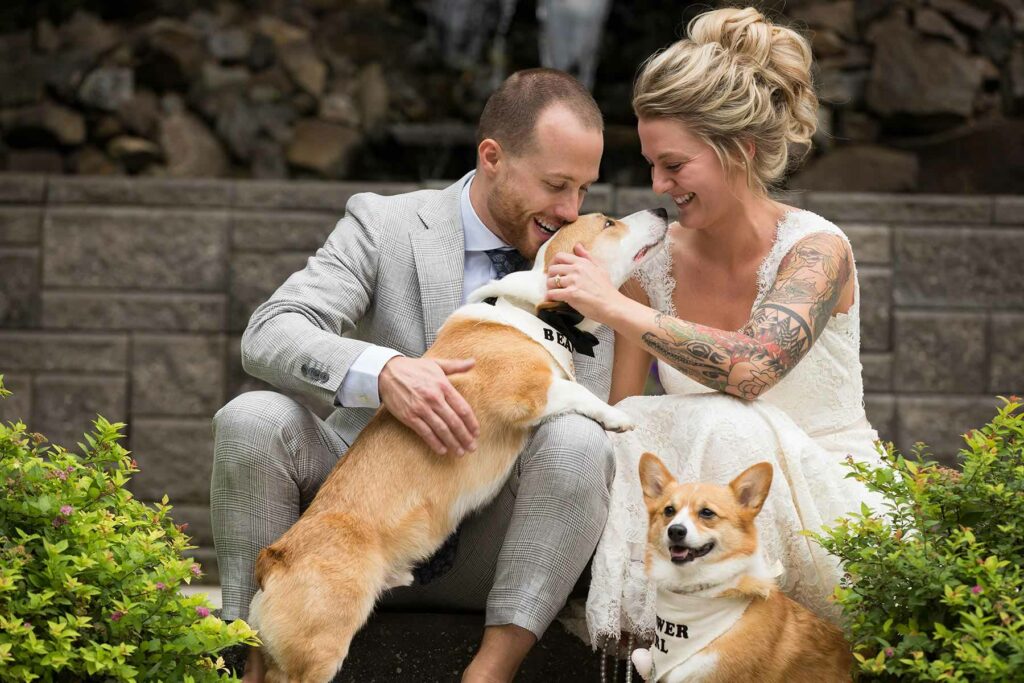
[537,306,599,357]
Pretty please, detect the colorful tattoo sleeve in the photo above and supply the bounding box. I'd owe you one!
[640,233,852,400]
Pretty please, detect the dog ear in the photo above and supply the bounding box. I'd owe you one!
[638,452,674,501]
[729,462,773,514]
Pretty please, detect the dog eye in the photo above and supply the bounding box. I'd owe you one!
[699,508,715,519]
[663,505,676,518]
[604,219,614,229]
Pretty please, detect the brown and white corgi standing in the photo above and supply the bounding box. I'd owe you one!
[247,209,669,683]
[631,453,852,683]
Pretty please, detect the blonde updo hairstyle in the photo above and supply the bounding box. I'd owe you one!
[633,6,818,194]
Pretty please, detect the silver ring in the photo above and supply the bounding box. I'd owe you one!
[554,275,562,288]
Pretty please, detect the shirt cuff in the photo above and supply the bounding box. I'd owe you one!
[334,346,404,409]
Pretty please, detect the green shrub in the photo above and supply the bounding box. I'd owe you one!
[0,376,259,682]
[815,397,1024,681]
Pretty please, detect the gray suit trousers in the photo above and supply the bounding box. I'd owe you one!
[210,390,614,638]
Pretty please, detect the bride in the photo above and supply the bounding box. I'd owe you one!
[545,7,886,646]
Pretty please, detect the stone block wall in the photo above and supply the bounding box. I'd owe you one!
[0,173,1021,583]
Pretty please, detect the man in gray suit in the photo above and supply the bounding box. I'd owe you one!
[212,68,613,682]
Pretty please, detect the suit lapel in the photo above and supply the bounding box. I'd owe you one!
[411,174,470,347]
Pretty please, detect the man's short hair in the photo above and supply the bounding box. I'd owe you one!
[477,68,603,156]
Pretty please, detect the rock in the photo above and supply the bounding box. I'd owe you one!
[78,67,134,111]
[816,67,869,108]
[914,8,969,51]
[358,62,389,131]
[813,105,834,151]
[811,29,847,59]
[215,97,260,160]
[201,62,252,91]
[44,49,93,103]
[7,149,64,173]
[789,144,919,191]
[92,115,124,140]
[107,135,163,172]
[279,40,327,97]
[255,15,309,46]
[0,101,87,146]
[247,32,276,71]
[866,15,983,119]
[159,111,229,177]
[791,1,857,38]
[135,19,205,92]
[58,10,122,56]
[319,91,361,126]
[251,137,287,178]
[837,110,880,142]
[1005,46,1024,114]
[207,26,252,62]
[929,0,992,31]
[0,57,47,107]
[72,146,119,175]
[286,118,361,175]
[35,19,60,53]
[977,19,1016,64]
[117,90,161,137]
[248,65,294,102]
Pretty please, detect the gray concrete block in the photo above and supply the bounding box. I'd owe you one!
[614,187,675,216]
[42,291,226,332]
[230,210,336,252]
[805,193,992,223]
[0,331,127,372]
[0,174,45,203]
[896,395,1000,467]
[858,267,891,351]
[33,374,128,452]
[894,310,987,393]
[233,180,418,212]
[580,183,613,215]
[164,503,213,547]
[128,417,213,504]
[131,334,225,416]
[43,207,229,291]
[229,251,309,330]
[994,196,1024,225]
[0,207,42,244]
[0,247,39,328]
[894,227,1024,307]
[842,223,891,264]
[0,372,32,425]
[47,176,234,207]
[990,312,1024,393]
[865,393,896,443]
[861,352,892,392]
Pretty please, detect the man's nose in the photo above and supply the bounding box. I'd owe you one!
[554,199,579,224]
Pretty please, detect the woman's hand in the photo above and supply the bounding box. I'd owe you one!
[545,243,626,323]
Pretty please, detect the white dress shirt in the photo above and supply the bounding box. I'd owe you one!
[335,172,513,408]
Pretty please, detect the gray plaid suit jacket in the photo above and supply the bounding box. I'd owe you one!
[240,173,614,447]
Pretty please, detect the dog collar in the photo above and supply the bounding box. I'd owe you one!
[487,297,576,379]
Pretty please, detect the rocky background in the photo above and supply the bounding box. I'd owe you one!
[0,0,1021,192]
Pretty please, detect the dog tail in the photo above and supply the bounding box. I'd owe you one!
[255,545,288,590]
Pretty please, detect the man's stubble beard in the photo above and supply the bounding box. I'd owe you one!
[486,176,534,259]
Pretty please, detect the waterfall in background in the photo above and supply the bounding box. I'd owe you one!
[428,0,612,90]
[537,0,612,91]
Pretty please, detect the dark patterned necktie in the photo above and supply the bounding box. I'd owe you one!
[484,248,530,279]
[411,249,530,585]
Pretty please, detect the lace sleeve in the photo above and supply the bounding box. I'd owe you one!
[633,236,676,317]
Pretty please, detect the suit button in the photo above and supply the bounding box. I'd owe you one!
[301,363,309,376]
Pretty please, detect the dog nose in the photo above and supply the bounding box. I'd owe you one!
[650,207,668,220]
[667,524,687,542]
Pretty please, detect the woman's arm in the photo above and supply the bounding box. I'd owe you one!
[609,280,654,405]
[548,232,853,401]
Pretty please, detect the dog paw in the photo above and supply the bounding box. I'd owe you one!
[599,408,635,433]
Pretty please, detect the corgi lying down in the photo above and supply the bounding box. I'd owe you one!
[247,209,669,682]
[631,453,852,683]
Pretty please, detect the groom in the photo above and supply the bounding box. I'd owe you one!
[211,68,614,681]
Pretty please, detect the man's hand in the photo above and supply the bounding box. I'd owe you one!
[378,356,480,456]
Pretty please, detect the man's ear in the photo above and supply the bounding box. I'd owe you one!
[477,138,502,176]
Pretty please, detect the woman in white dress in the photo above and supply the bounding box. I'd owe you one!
[545,7,886,647]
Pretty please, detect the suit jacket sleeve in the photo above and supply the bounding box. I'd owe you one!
[240,192,382,408]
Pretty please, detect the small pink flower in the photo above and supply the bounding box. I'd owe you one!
[195,606,210,618]
[971,585,983,595]
[111,610,124,622]
[22,622,30,629]
[65,465,74,473]
[885,648,895,658]
[130,458,138,469]
[51,516,66,528]
[60,505,73,516]
[55,469,67,480]
[155,581,166,590]
[190,564,201,577]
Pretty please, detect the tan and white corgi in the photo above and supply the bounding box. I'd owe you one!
[247,209,669,683]
[631,453,852,683]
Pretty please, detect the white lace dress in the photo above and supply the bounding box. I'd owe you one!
[584,209,886,646]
